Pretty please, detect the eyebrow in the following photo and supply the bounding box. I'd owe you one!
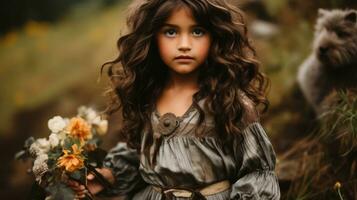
[162,23,202,28]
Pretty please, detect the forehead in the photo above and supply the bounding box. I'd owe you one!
[164,6,198,26]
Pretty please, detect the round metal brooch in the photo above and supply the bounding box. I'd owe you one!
[157,113,180,136]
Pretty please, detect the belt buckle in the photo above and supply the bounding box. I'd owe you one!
[164,189,193,198]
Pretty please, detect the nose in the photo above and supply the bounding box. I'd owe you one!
[178,34,191,52]
[319,46,329,55]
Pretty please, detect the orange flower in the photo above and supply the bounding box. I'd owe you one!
[57,144,84,172]
[66,117,92,141]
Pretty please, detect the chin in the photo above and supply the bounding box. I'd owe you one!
[170,65,199,74]
[174,68,198,75]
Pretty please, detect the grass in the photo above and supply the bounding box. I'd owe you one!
[317,90,357,156]
[280,89,357,199]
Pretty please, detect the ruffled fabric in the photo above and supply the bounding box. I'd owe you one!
[132,185,232,200]
[101,102,280,199]
[230,123,280,200]
[101,142,147,197]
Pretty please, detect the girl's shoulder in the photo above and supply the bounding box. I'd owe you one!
[197,91,260,128]
[238,91,260,128]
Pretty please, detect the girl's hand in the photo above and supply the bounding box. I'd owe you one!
[67,167,115,199]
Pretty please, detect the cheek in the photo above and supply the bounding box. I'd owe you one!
[196,39,211,60]
[157,37,173,61]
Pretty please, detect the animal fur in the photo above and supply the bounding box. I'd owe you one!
[297,9,357,115]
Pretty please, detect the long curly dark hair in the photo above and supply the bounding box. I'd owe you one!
[101,0,270,150]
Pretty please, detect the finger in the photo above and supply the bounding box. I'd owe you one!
[69,186,81,191]
[87,173,95,180]
[77,189,88,196]
[75,194,86,199]
[72,185,85,192]
[68,180,80,187]
[87,167,102,180]
[80,190,88,196]
[75,192,86,199]
[67,180,76,186]
[78,193,86,199]
[95,167,105,175]
[67,183,81,191]
[79,185,85,191]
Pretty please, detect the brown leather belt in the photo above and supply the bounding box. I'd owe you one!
[152,180,230,198]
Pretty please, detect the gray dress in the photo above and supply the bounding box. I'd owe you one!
[102,99,281,200]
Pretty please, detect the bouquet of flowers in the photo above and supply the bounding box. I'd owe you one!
[15,106,112,200]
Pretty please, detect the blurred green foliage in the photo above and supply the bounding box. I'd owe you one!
[0,0,130,135]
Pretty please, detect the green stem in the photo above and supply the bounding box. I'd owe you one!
[337,188,344,200]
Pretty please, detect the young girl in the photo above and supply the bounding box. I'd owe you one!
[69,0,281,199]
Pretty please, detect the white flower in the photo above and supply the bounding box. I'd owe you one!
[29,143,41,157]
[35,154,48,164]
[91,116,101,125]
[45,196,54,200]
[96,120,108,136]
[37,138,50,151]
[78,106,101,125]
[49,133,59,148]
[33,154,48,183]
[57,131,67,145]
[29,143,39,157]
[48,116,67,133]
[29,138,50,156]
[86,108,98,122]
[77,105,87,115]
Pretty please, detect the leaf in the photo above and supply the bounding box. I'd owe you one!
[15,137,35,161]
[63,138,73,150]
[14,150,27,160]
[68,170,81,181]
[68,168,88,185]
[24,137,35,148]
[47,158,58,170]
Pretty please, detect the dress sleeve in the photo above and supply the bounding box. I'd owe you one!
[99,142,147,197]
[230,122,281,200]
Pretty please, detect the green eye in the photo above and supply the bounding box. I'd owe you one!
[192,28,205,37]
[164,29,177,37]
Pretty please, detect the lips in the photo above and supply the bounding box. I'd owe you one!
[175,55,194,60]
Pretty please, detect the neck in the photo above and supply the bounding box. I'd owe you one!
[165,70,199,92]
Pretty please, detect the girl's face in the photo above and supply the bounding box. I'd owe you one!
[156,6,211,76]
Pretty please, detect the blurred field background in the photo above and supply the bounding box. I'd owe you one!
[0,0,356,199]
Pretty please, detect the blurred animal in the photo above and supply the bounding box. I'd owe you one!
[297,9,357,115]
